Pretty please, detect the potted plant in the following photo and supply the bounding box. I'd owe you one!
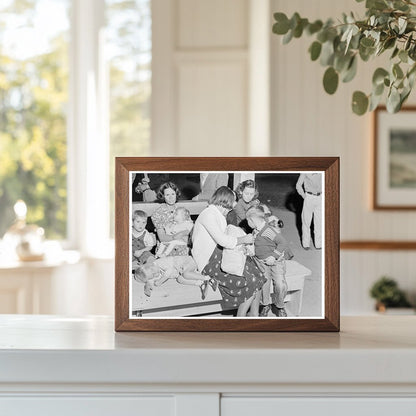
[369,276,412,312]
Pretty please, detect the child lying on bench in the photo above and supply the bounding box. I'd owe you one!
[134,256,217,299]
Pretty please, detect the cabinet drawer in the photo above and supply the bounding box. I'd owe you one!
[1,396,174,416]
[222,397,416,416]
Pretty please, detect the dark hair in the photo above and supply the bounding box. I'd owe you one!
[209,186,236,210]
[133,210,147,220]
[235,179,259,200]
[156,182,181,203]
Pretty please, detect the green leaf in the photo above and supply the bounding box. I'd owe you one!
[391,47,399,59]
[359,44,375,61]
[393,63,404,79]
[307,20,323,35]
[290,12,301,30]
[309,41,322,61]
[400,87,411,106]
[334,52,351,72]
[360,37,375,48]
[369,92,383,111]
[383,37,396,50]
[342,56,357,83]
[393,0,409,11]
[374,82,385,96]
[282,29,293,44]
[366,0,388,10]
[320,40,335,66]
[405,34,413,51]
[372,68,389,86]
[398,17,407,34]
[409,45,416,61]
[399,50,408,63]
[273,13,290,35]
[386,87,401,113]
[408,67,416,88]
[352,91,369,115]
[293,18,308,38]
[323,67,339,94]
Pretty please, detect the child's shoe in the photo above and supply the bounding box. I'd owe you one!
[209,278,218,291]
[260,304,271,317]
[144,282,153,297]
[200,281,209,300]
[276,307,287,317]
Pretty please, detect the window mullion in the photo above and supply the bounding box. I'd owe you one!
[69,0,109,256]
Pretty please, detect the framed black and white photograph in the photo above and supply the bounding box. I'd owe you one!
[115,157,339,332]
[374,106,416,210]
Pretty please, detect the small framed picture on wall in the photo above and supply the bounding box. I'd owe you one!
[374,106,416,209]
[115,157,339,332]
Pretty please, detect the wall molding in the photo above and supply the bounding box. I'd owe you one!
[340,241,416,250]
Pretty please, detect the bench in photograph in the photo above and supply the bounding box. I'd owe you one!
[131,260,311,317]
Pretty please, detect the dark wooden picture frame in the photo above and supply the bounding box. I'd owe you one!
[373,106,416,210]
[115,157,339,332]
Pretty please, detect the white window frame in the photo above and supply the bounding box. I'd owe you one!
[68,0,111,258]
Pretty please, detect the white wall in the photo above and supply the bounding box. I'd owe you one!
[270,0,416,313]
[17,0,412,317]
[152,0,261,156]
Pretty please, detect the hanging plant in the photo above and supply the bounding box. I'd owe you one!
[272,0,416,115]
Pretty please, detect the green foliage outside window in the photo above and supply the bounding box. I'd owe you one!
[0,1,69,238]
[0,0,152,240]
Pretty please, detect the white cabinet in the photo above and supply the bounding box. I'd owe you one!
[1,397,175,416]
[222,398,416,416]
[1,316,416,415]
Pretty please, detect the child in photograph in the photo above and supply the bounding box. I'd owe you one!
[227,180,260,231]
[246,206,293,317]
[132,210,156,267]
[155,207,193,257]
[258,203,285,232]
[134,255,217,299]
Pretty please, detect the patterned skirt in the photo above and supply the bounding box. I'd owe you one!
[202,246,267,309]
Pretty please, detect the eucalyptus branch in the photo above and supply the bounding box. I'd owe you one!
[272,0,416,115]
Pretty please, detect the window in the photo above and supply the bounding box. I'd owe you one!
[0,0,70,239]
[0,0,151,253]
[106,0,152,237]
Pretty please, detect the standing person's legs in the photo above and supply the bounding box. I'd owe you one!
[237,295,254,316]
[248,290,261,317]
[261,267,272,305]
[312,195,322,249]
[301,195,313,249]
[259,266,272,316]
[271,262,288,311]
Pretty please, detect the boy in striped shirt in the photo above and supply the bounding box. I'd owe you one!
[246,206,293,317]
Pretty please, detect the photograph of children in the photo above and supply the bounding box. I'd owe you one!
[129,171,324,319]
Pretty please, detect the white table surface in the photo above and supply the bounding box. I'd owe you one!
[0,315,415,387]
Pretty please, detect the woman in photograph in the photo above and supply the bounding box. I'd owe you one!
[227,179,260,232]
[151,182,189,256]
[192,186,266,316]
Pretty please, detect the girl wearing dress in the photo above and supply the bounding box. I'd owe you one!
[192,186,266,316]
